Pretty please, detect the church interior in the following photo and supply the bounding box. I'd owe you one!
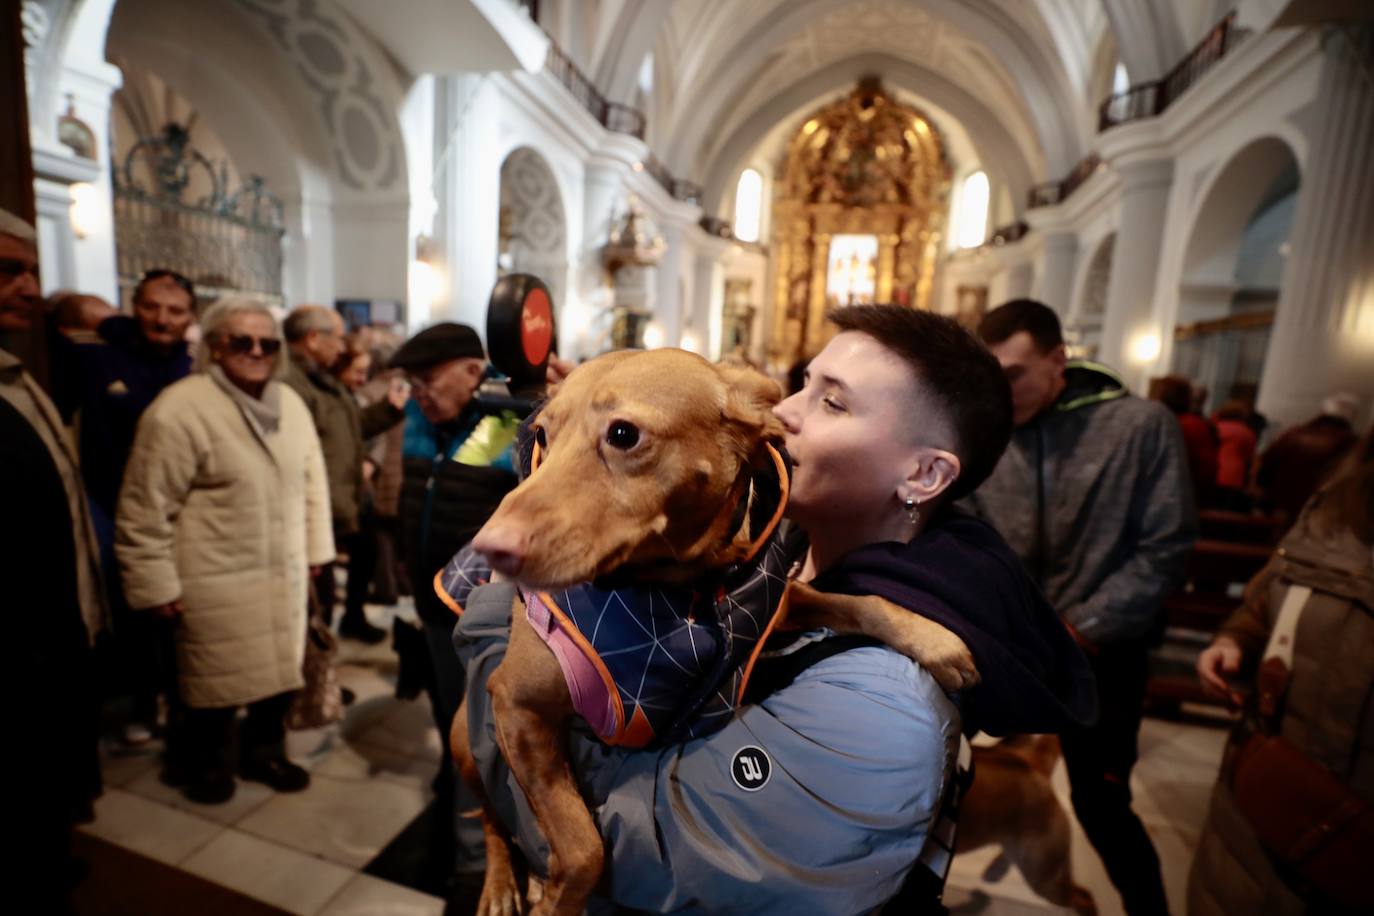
[6,0,1374,914]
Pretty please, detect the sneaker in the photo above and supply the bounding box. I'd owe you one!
[339,613,387,644]
[184,771,237,805]
[240,757,311,793]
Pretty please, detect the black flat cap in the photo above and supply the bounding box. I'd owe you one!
[390,322,485,370]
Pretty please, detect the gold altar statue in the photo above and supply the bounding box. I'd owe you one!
[768,79,951,364]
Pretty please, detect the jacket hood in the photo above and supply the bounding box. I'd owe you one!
[814,507,1099,735]
[1055,360,1128,414]
[97,315,189,360]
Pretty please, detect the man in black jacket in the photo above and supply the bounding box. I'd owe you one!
[390,322,519,886]
[1,209,106,909]
[62,269,195,746]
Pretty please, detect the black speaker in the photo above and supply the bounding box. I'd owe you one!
[486,273,555,394]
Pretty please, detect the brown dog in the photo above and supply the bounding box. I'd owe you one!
[955,735,1097,915]
[452,349,976,916]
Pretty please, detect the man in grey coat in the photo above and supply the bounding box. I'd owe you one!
[968,299,1196,916]
[283,305,405,642]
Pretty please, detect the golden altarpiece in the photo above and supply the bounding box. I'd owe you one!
[768,80,951,365]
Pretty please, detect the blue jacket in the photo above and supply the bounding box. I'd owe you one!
[68,316,191,522]
[454,509,1094,913]
[457,583,958,915]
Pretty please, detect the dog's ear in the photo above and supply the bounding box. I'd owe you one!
[719,365,785,442]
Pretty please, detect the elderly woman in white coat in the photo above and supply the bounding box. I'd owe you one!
[117,296,334,805]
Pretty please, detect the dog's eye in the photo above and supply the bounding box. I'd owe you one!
[606,421,640,451]
[534,426,548,451]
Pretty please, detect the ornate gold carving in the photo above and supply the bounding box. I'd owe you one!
[768,80,951,365]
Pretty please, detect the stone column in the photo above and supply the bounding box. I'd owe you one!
[1259,36,1374,429]
[1033,231,1079,316]
[1003,260,1035,301]
[1098,158,1174,389]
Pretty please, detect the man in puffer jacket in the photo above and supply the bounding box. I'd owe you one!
[967,299,1196,916]
[389,322,519,887]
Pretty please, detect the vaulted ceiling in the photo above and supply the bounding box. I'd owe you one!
[541,0,1221,216]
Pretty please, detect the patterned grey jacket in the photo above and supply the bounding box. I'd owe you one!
[964,361,1197,644]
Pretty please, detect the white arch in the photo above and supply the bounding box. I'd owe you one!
[1179,136,1303,287]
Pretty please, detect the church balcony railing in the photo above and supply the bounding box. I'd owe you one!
[544,42,646,139]
[540,35,705,210]
[112,123,285,305]
[981,220,1030,247]
[1030,14,1245,210]
[1028,153,1103,209]
[643,152,702,206]
[1098,12,1241,131]
[699,215,733,239]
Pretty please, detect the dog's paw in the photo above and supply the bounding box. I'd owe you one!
[476,872,525,916]
[890,614,980,693]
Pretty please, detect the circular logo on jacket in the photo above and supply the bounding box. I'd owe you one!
[730,745,772,791]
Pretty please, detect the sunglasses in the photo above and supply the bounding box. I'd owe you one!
[0,257,38,279]
[223,334,282,356]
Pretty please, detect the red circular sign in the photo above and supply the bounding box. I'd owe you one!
[520,287,554,365]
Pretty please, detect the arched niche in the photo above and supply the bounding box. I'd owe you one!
[498,148,569,327]
[1170,137,1301,412]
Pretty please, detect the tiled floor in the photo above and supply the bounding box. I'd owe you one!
[84,600,447,916]
[946,713,1232,915]
[83,599,1234,915]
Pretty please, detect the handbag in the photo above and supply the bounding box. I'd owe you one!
[287,604,345,730]
[1227,585,1374,910]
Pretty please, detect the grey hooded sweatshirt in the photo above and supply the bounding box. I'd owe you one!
[964,361,1197,644]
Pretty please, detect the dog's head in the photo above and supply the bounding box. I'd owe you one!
[472,348,784,588]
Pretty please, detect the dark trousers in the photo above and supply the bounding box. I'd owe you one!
[344,523,379,620]
[118,609,178,725]
[1061,639,1169,916]
[421,615,486,875]
[179,691,294,779]
[317,529,380,625]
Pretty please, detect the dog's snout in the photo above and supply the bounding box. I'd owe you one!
[473,524,529,577]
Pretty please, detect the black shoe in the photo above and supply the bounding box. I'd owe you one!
[159,762,191,789]
[184,771,237,805]
[339,613,387,644]
[240,757,310,793]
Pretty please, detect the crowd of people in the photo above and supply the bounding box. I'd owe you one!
[1151,373,1362,523]
[3,202,1370,915]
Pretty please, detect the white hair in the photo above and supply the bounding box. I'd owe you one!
[194,294,288,379]
[0,208,37,244]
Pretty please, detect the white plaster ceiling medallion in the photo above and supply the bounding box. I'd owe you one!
[235,0,402,192]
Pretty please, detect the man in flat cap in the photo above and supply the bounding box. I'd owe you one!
[390,322,519,889]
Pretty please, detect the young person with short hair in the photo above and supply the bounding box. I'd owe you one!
[456,304,1097,914]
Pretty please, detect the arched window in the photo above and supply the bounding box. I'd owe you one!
[1112,62,1130,96]
[734,168,763,243]
[954,170,989,249]
[638,52,655,96]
